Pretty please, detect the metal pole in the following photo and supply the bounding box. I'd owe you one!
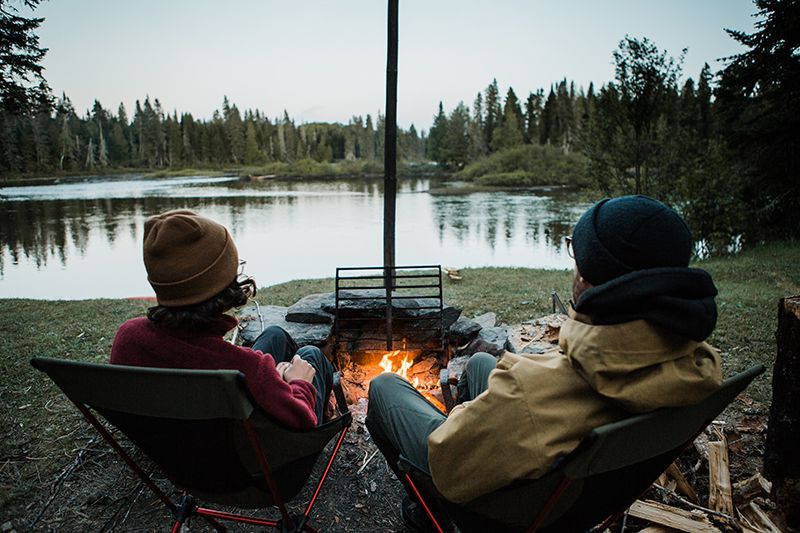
[383,0,398,287]
[383,0,398,350]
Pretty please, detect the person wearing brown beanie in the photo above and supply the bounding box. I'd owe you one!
[110,209,334,428]
[366,195,723,532]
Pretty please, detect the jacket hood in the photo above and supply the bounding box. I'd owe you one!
[559,310,722,412]
[574,267,718,342]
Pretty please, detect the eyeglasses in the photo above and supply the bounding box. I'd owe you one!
[237,260,257,299]
[565,236,575,259]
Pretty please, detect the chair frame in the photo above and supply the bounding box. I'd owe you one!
[398,365,765,533]
[31,357,352,533]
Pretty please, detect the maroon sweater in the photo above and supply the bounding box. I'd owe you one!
[110,315,317,428]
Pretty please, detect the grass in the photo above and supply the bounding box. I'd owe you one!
[1,241,797,515]
[2,160,440,185]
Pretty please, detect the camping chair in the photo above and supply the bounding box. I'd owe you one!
[30,356,352,533]
[399,364,765,533]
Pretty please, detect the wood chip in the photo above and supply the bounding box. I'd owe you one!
[627,500,721,533]
[708,439,734,515]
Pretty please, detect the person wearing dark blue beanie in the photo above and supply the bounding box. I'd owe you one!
[571,195,693,286]
[570,195,718,342]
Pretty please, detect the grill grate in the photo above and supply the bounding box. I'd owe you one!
[333,265,448,364]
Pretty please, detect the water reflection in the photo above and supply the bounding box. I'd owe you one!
[0,176,589,299]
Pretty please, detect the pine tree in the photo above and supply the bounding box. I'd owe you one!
[85,137,96,169]
[30,84,53,169]
[469,92,487,158]
[55,93,76,170]
[426,102,447,163]
[491,88,524,151]
[0,0,49,114]
[540,87,557,145]
[523,90,543,144]
[442,102,470,168]
[696,64,713,141]
[97,125,109,167]
[483,79,501,151]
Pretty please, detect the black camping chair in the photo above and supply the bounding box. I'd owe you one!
[31,356,352,533]
[399,365,764,533]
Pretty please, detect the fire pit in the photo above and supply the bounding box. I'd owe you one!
[332,265,453,410]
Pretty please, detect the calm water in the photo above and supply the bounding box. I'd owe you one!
[0,175,589,300]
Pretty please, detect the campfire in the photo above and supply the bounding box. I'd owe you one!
[339,347,447,412]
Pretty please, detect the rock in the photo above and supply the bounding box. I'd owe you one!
[320,289,461,328]
[445,355,470,382]
[238,304,332,347]
[285,292,335,324]
[473,312,497,329]
[477,325,510,353]
[459,337,505,358]
[448,316,482,346]
[520,343,550,355]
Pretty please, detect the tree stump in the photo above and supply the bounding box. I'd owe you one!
[765,295,800,530]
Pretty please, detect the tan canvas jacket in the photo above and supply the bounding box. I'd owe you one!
[427,310,722,503]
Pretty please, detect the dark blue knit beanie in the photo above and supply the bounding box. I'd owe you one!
[572,195,693,286]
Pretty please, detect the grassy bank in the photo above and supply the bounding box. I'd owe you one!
[1,160,441,185]
[458,144,590,187]
[1,241,797,516]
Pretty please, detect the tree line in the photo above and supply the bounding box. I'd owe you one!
[0,92,427,173]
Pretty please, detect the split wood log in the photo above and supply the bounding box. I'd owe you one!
[733,472,773,504]
[708,438,734,515]
[765,295,800,530]
[637,527,682,533]
[739,501,782,533]
[666,462,699,503]
[627,500,721,533]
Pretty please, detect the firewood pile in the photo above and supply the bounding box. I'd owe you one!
[618,423,780,533]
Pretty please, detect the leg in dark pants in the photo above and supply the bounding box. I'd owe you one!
[456,351,497,403]
[366,352,499,530]
[252,325,334,425]
[366,373,449,529]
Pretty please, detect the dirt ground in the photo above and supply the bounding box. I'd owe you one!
[2,377,774,533]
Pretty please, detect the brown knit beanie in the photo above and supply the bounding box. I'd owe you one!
[143,210,239,306]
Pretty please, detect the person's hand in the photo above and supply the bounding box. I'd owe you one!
[282,355,315,383]
[275,361,291,380]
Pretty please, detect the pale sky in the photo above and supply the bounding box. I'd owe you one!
[34,0,757,131]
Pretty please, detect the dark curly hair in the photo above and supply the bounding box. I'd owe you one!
[147,278,255,330]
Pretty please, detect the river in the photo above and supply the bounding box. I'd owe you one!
[0,175,589,299]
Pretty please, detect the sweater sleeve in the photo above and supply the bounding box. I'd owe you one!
[240,347,319,428]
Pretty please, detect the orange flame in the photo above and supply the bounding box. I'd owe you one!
[378,350,420,387]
